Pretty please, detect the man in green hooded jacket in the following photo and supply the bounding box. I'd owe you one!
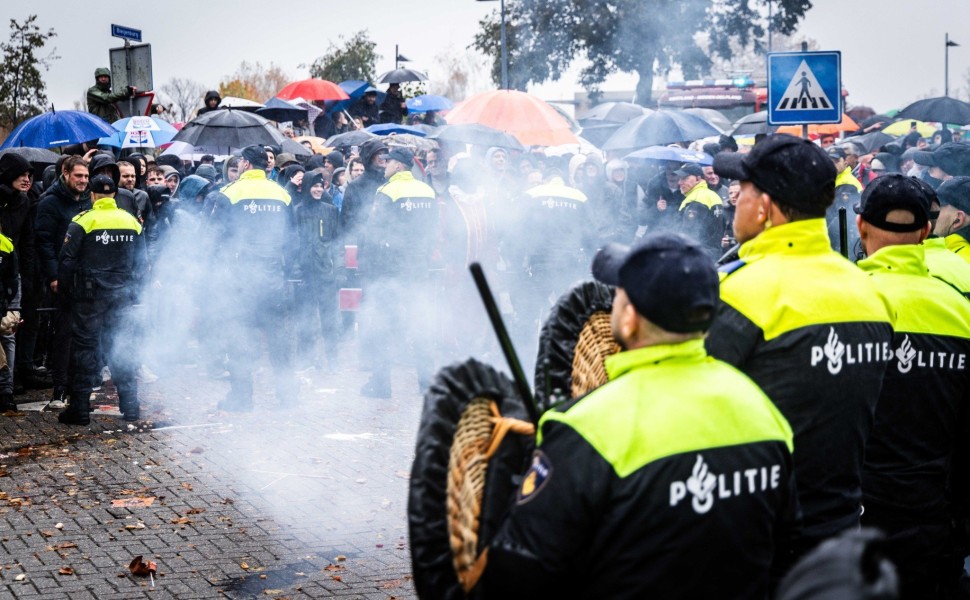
[86,68,134,123]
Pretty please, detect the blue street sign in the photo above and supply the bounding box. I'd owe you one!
[767,51,841,125]
[111,24,142,43]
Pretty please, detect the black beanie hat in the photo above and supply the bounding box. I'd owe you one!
[0,153,32,186]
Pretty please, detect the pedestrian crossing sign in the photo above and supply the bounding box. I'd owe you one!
[767,51,842,125]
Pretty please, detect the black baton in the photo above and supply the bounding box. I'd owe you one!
[469,262,539,426]
[838,207,849,258]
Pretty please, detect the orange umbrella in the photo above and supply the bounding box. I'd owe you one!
[445,90,578,146]
[776,113,859,137]
[277,79,349,102]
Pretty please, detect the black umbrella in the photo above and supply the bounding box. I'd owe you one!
[280,137,313,157]
[0,146,60,164]
[579,123,623,148]
[844,131,894,153]
[897,96,970,125]
[325,130,377,149]
[256,97,308,123]
[429,123,525,151]
[171,109,285,150]
[731,111,778,136]
[376,68,429,84]
[859,114,894,130]
[578,102,648,125]
[601,110,721,151]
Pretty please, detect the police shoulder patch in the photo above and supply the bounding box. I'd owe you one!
[516,450,553,504]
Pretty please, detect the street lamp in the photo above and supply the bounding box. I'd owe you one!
[946,33,959,97]
[477,0,509,90]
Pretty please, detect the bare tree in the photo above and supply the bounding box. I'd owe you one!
[218,61,291,103]
[430,46,491,102]
[160,77,206,122]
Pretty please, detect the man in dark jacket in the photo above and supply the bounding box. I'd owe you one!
[294,171,340,371]
[88,153,139,219]
[57,175,145,425]
[197,90,221,116]
[349,90,380,128]
[35,156,92,402]
[86,68,134,123]
[339,139,387,245]
[379,83,408,124]
[0,154,30,408]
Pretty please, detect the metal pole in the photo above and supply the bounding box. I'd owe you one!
[500,0,509,90]
[125,39,134,118]
[767,0,773,52]
[395,44,399,70]
[946,33,950,97]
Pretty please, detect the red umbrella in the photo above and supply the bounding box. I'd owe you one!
[446,90,578,146]
[276,79,350,102]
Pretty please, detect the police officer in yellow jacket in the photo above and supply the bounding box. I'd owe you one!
[852,175,970,598]
[708,135,893,564]
[933,175,970,266]
[360,147,437,398]
[57,175,145,425]
[484,233,797,600]
[208,145,297,411]
[675,164,725,259]
[921,178,970,298]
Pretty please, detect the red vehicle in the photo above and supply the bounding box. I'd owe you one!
[657,77,767,124]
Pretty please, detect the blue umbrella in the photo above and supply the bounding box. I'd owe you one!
[327,80,383,115]
[624,146,713,165]
[1,110,116,149]
[406,95,453,113]
[366,123,428,137]
[601,110,721,152]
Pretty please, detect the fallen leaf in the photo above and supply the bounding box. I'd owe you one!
[185,508,205,515]
[335,555,346,562]
[189,447,204,454]
[221,498,234,505]
[180,482,193,491]
[170,517,192,525]
[263,591,283,596]
[125,523,146,530]
[259,574,267,579]
[40,531,55,538]
[128,555,157,576]
[111,497,155,508]
[49,542,77,550]
[14,573,26,581]
[54,523,63,529]
[58,567,74,575]
[331,575,342,582]
[0,470,8,477]
[323,564,345,572]
[239,562,250,570]
[383,579,402,589]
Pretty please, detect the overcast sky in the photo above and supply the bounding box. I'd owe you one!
[10,0,970,118]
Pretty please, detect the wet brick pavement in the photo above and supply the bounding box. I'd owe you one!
[0,353,429,599]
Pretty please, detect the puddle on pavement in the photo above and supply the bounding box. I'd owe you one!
[214,559,319,598]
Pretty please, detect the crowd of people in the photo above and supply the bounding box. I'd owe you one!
[0,66,966,598]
